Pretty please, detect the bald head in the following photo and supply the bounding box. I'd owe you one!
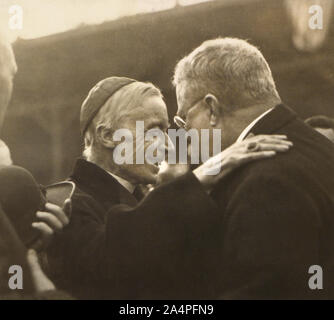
[0,35,17,130]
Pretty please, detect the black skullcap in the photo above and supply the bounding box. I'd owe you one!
[80,77,136,136]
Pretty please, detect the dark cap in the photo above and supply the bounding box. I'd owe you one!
[80,76,136,136]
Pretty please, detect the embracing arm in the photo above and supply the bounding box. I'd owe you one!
[106,171,220,299]
[52,171,220,299]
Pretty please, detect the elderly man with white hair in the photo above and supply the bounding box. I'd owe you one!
[173,37,334,299]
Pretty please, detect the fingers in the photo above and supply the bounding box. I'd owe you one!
[27,249,56,292]
[45,202,70,226]
[31,222,53,251]
[239,150,277,161]
[248,138,292,148]
[208,136,292,171]
[220,135,292,159]
[245,134,291,146]
[194,133,292,191]
[253,143,291,152]
[36,211,64,231]
[32,221,54,237]
[257,138,292,146]
[241,134,293,154]
[31,202,70,251]
[63,199,72,220]
[246,134,288,142]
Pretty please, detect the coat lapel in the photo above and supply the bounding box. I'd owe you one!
[249,104,297,136]
[70,159,138,208]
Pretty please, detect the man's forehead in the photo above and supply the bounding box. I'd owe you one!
[176,82,198,117]
[136,103,168,123]
[121,96,168,124]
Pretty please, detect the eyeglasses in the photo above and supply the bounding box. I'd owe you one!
[173,115,186,129]
[173,96,204,129]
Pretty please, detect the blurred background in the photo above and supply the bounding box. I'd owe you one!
[1,0,334,184]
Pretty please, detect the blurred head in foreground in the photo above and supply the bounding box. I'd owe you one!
[305,115,334,143]
[0,31,17,131]
[0,206,34,297]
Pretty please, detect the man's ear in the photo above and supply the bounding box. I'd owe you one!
[95,125,116,149]
[204,94,221,127]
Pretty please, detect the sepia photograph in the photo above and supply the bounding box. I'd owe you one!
[0,0,334,308]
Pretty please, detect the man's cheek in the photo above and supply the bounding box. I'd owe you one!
[189,113,210,131]
[145,140,165,164]
[143,140,155,164]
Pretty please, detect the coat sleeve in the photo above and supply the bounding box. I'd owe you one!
[57,171,221,299]
[219,166,326,299]
[105,171,221,299]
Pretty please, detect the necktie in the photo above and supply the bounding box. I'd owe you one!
[133,185,149,202]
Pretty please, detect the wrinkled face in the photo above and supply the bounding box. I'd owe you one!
[112,95,172,185]
[0,42,17,130]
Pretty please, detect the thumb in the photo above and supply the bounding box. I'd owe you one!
[63,198,72,220]
[27,249,40,269]
[245,132,255,140]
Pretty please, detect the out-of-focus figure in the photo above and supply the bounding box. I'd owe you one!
[0,30,71,299]
[285,0,333,52]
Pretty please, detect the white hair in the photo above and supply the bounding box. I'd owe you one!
[173,37,280,108]
[83,81,162,160]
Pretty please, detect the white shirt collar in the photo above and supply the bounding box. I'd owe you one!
[236,108,273,143]
[108,171,136,194]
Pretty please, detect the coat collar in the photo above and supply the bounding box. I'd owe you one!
[249,103,297,136]
[70,159,138,207]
